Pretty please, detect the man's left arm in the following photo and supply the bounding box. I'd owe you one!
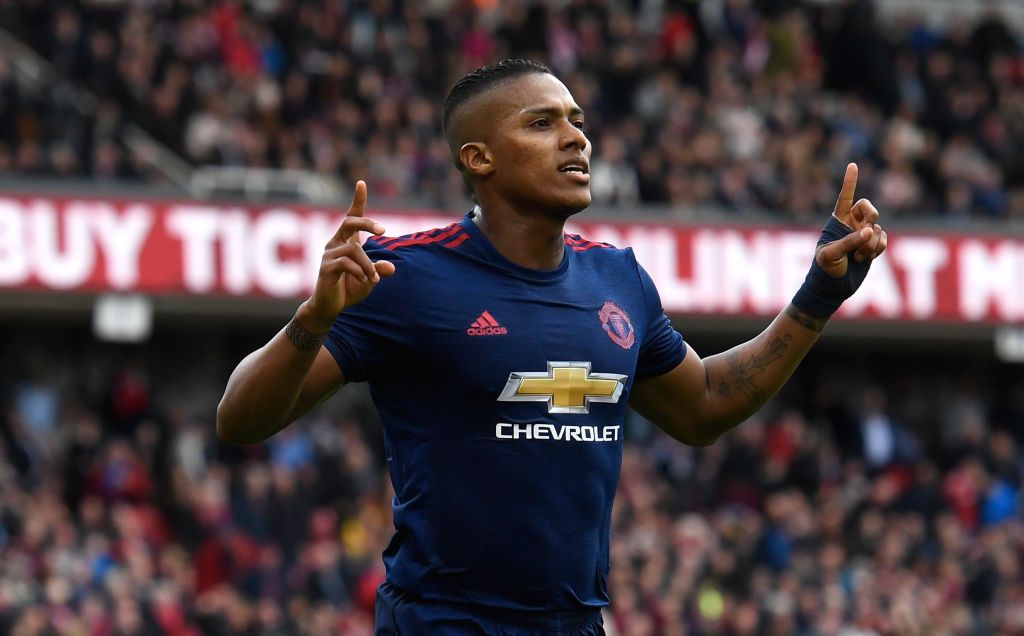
[630,163,887,446]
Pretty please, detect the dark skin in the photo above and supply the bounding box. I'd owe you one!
[217,72,887,446]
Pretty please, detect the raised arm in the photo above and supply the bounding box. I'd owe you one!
[630,164,887,446]
[216,181,396,444]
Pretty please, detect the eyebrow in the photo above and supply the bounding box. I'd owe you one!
[522,106,585,118]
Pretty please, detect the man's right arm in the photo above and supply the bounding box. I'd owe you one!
[216,181,395,444]
[216,303,345,444]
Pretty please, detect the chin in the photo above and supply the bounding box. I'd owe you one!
[555,191,592,216]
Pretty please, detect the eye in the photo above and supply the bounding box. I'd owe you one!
[573,120,586,130]
[531,119,551,128]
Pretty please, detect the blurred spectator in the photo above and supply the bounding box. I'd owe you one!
[855,387,921,471]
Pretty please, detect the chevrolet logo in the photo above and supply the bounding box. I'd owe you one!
[498,362,627,414]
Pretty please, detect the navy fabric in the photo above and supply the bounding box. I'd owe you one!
[325,212,685,613]
[792,215,873,318]
[375,581,606,636]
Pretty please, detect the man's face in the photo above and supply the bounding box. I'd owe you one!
[481,74,592,216]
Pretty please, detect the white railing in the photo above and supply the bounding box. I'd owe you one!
[190,167,345,204]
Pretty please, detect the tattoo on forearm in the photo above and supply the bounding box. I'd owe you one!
[285,317,327,351]
[717,335,792,401]
[785,304,829,333]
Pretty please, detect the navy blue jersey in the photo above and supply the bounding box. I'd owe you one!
[325,212,685,612]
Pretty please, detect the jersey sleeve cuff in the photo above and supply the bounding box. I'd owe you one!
[635,336,686,381]
[323,329,368,383]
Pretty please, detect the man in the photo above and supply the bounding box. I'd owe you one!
[217,59,887,635]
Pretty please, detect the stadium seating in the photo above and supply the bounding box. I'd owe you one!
[1,0,1022,218]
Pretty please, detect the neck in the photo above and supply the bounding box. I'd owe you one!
[471,201,567,270]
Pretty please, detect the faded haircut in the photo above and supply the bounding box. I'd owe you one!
[442,59,552,136]
[442,59,552,201]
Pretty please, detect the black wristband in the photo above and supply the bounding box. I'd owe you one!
[791,216,872,318]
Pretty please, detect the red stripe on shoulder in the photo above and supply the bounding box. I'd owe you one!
[426,223,460,237]
[563,233,584,244]
[571,242,614,252]
[377,223,460,247]
[564,233,614,250]
[443,232,470,249]
[383,224,464,251]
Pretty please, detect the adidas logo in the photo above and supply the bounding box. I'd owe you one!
[467,311,508,336]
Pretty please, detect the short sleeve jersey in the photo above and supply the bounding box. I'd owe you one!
[325,212,686,612]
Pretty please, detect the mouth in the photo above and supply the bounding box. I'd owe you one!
[558,160,590,184]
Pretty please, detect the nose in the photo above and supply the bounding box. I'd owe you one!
[560,121,588,152]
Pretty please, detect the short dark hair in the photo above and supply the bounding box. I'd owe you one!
[442,59,552,134]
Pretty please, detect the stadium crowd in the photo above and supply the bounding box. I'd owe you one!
[0,331,1022,635]
[1,0,1023,219]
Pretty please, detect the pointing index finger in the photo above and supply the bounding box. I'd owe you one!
[833,163,858,225]
[839,163,858,204]
[333,181,369,244]
[347,180,367,218]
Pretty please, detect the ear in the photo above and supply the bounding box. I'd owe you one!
[459,142,494,178]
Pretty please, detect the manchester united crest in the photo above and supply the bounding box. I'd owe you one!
[599,301,635,350]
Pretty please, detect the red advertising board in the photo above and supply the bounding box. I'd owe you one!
[0,195,1021,324]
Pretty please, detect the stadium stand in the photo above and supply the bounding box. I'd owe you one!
[1,0,1023,217]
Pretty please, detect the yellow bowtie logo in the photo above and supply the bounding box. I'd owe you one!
[498,362,627,414]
